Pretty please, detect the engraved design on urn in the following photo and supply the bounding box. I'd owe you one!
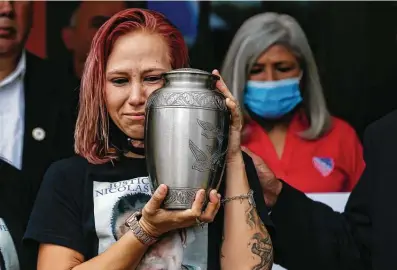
[189,119,227,172]
[145,68,230,210]
[146,91,227,111]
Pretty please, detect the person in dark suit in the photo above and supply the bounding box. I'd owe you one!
[61,1,127,81]
[60,1,145,122]
[0,1,74,269]
[242,109,397,270]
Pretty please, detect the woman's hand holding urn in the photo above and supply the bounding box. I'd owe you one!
[212,69,244,164]
[139,185,221,238]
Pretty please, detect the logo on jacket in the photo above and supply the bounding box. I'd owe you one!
[312,157,334,177]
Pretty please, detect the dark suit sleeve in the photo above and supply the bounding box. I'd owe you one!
[269,126,374,270]
[52,79,76,161]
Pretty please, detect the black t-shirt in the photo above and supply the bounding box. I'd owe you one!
[0,160,37,270]
[24,152,272,269]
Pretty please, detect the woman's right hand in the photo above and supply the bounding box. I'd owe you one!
[139,184,221,238]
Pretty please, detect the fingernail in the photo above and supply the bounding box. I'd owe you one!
[217,193,221,199]
[213,69,218,73]
[158,184,166,195]
[211,190,217,196]
[196,189,204,200]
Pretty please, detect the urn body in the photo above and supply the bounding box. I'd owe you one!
[145,68,230,209]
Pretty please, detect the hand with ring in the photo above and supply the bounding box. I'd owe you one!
[139,184,221,238]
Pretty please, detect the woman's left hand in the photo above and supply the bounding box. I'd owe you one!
[212,69,243,163]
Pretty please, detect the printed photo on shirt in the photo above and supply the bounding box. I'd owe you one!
[0,218,20,270]
[93,178,208,270]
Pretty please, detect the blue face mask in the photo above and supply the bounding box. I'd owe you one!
[244,76,303,119]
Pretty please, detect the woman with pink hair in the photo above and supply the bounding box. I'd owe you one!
[24,8,273,270]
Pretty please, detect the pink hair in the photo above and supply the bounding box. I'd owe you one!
[74,8,189,164]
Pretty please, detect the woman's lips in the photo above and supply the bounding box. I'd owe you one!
[124,113,145,121]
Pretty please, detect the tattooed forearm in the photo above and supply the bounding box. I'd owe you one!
[245,203,256,229]
[222,191,273,269]
[246,203,274,269]
[250,228,273,270]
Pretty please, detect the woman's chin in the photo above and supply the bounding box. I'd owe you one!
[122,127,144,140]
[127,133,144,141]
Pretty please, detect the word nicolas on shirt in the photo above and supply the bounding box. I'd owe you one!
[94,177,152,198]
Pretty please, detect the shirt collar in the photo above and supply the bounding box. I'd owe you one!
[0,50,27,88]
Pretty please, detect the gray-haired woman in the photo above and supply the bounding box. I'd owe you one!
[222,12,364,193]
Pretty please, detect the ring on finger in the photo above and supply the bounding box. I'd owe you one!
[195,217,206,229]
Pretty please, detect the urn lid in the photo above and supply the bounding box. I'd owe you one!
[164,68,220,80]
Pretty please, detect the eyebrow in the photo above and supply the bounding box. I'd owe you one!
[253,61,297,67]
[106,70,128,77]
[142,68,168,74]
[106,68,167,77]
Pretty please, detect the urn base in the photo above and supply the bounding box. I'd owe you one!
[163,187,201,210]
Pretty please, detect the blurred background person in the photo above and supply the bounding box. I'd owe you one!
[61,1,127,81]
[0,1,74,269]
[60,1,128,122]
[244,98,397,270]
[222,12,365,193]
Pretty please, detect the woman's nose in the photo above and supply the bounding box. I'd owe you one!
[127,83,146,106]
[263,69,276,81]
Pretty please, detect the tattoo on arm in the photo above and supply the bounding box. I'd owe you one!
[224,195,273,268]
[245,201,274,269]
[250,229,273,270]
[245,201,257,229]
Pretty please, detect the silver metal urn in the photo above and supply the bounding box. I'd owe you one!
[145,68,230,210]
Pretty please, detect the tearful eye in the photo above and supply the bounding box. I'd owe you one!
[144,76,163,84]
[111,78,129,86]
